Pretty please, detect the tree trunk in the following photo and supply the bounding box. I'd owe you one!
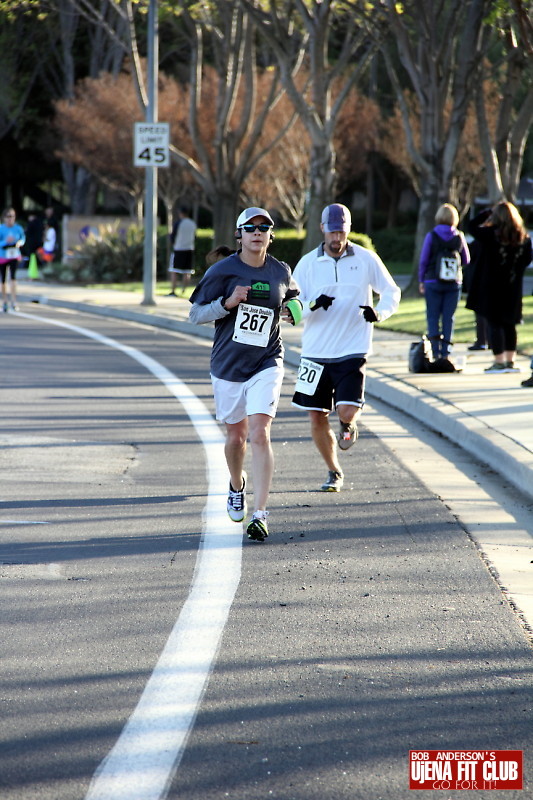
[212,192,240,250]
[504,87,533,201]
[61,163,97,214]
[304,140,336,253]
[404,178,440,296]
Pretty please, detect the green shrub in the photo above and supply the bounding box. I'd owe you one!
[194,229,218,273]
[43,224,380,285]
[46,222,170,283]
[371,227,415,262]
[192,228,376,280]
[349,231,376,252]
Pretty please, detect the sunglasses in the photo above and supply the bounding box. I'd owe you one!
[240,223,272,233]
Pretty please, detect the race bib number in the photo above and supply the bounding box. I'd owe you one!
[439,256,459,281]
[5,247,19,259]
[233,303,274,347]
[295,358,324,395]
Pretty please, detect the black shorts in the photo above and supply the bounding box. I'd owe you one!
[170,250,194,273]
[292,356,366,412]
[0,259,18,282]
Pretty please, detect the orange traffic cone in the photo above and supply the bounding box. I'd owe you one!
[28,253,40,280]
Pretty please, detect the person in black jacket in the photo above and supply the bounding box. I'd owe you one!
[462,240,489,350]
[466,202,532,373]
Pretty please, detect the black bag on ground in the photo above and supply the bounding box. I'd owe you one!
[408,335,433,373]
[427,357,458,373]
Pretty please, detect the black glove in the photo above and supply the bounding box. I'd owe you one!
[309,294,334,311]
[359,305,379,323]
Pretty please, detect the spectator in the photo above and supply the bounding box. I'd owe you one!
[463,240,490,351]
[0,208,25,312]
[418,203,470,363]
[205,245,234,267]
[23,212,44,259]
[36,222,57,265]
[168,206,197,295]
[467,202,532,373]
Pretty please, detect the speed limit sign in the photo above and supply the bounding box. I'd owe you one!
[134,122,170,167]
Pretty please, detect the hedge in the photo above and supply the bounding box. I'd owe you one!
[41,225,383,284]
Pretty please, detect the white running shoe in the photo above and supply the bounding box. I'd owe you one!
[227,473,247,522]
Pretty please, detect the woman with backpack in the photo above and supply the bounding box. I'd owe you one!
[418,203,470,364]
[466,202,532,373]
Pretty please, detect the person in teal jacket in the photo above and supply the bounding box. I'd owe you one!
[0,207,25,312]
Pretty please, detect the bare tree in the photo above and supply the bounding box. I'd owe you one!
[72,1,297,244]
[240,0,377,250]
[163,1,299,245]
[474,2,533,204]
[244,112,311,231]
[31,0,130,212]
[379,95,489,217]
[370,0,489,281]
[55,72,146,219]
[0,6,44,140]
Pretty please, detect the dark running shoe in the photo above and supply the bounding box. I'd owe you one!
[521,375,533,387]
[484,362,508,373]
[338,421,358,450]
[320,470,344,492]
[227,473,247,522]
[246,512,269,542]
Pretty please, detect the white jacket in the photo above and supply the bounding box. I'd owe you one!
[293,242,401,359]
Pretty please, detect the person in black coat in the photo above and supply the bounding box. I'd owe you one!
[466,202,532,373]
[462,239,489,350]
[22,212,44,258]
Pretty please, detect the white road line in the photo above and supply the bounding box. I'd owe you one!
[15,311,242,800]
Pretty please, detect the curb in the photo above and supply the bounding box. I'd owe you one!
[363,367,533,504]
[28,293,533,504]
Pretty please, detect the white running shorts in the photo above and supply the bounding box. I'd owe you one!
[211,365,284,424]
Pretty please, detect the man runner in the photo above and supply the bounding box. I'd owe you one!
[292,203,400,492]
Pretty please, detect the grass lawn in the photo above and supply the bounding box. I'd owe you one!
[89,281,194,299]
[384,295,533,355]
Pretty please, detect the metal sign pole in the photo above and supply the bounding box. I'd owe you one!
[141,0,158,306]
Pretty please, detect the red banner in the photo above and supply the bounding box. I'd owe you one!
[409,750,523,790]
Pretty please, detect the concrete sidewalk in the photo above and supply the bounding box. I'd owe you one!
[15,279,533,505]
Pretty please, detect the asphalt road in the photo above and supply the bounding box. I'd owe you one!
[0,307,531,800]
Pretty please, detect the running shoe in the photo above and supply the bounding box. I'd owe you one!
[505,362,520,372]
[521,375,533,387]
[320,470,344,492]
[227,473,247,522]
[484,362,507,373]
[338,421,358,450]
[11,303,18,311]
[247,511,269,542]
[2,302,7,313]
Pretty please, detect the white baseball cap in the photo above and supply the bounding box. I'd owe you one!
[236,207,274,228]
